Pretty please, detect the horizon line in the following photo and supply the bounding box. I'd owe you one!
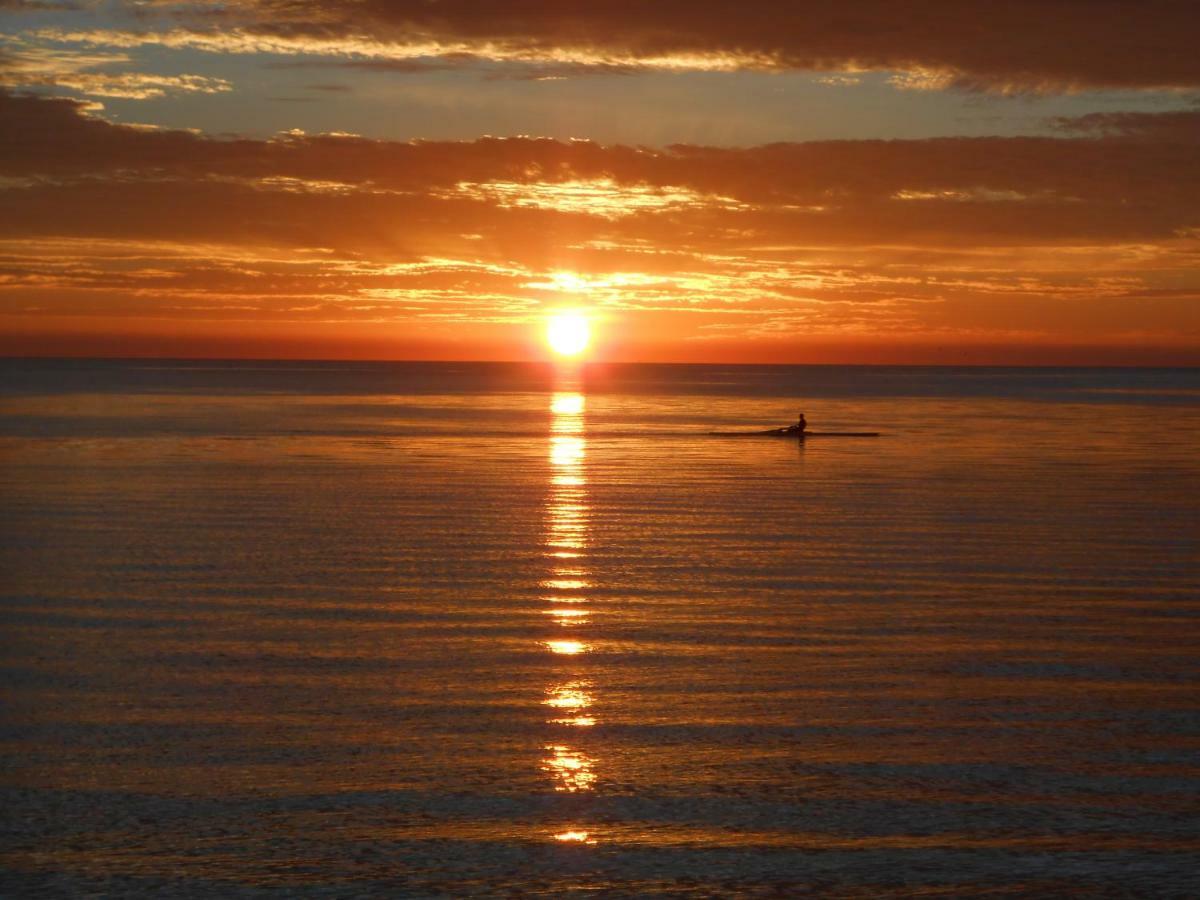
[3,353,1197,370]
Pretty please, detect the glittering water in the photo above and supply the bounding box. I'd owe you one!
[2,359,1198,896]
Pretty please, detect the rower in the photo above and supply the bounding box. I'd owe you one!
[797,412,807,432]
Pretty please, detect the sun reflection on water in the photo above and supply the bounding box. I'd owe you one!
[551,394,586,417]
[542,744,598,793]
[551,716,596,727]
[542,578,590,591]
[541,390,600,836]
[553,830,596,844]
[543,680,593,709]
[549,436,585,465]
[545,639,589,655]
[544,607,590,622]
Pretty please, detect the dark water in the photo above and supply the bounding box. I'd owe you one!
[2,359,1198,896]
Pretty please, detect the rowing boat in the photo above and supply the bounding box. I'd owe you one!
[708,428,879,437]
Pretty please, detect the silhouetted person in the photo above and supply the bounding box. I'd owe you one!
[796,413,807,432]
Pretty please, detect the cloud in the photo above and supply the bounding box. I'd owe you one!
[814,74,863,88]
[1,90,1197,354]
[0,39,231,98]
[271,55,640,82]
[31,0,1200,92]
[4,92,1198,219]
[15,70,230,98]
[0,0,85,8]
[1049,110,1200,141]
[267,56,473,76]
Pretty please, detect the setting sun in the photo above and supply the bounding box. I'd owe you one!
[546,312,591,357]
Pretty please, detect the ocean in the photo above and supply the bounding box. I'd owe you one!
[1,359,1198,896]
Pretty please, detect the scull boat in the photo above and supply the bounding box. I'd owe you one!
[708,428,879,437]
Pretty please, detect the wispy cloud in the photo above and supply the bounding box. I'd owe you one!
[27,1,1200,92]
[0,39,230,98]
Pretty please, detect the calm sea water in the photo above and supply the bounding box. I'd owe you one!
[2,359,1198,896]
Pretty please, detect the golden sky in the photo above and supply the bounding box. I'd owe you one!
[1,1,1198,363]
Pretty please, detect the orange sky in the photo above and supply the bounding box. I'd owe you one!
[1,2,1198,364]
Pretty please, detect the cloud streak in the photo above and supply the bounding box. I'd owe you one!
[29,1,1200,92]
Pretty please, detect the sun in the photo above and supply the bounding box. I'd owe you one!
[546,311,591,357]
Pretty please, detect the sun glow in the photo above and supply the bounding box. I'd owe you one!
[546,311,591,357]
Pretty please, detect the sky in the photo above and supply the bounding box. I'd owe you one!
[1,0,1198,363]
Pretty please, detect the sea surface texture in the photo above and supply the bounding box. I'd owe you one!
[2,360,1198,897]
